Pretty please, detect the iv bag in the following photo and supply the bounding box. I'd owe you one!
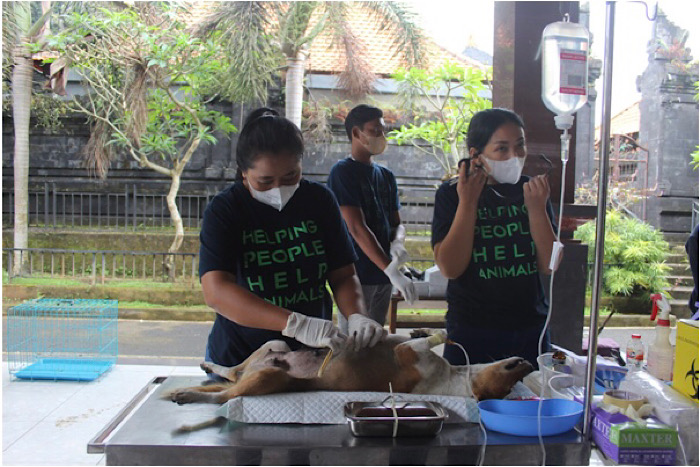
[541,19,590,116]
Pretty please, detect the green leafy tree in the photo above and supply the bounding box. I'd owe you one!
[574,210,671,296]
[388,62,491,177]
[49,3,236,277]
[195,1,425,127]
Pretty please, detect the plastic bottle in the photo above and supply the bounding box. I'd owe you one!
[625,334,644,370]
[646,294,674,381]
[541,17,590,117]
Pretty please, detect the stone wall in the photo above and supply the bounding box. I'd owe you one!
[636,12,699,233]
[2,105,447,194]
[2,106,446,231]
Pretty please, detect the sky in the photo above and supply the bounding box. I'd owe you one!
[408,0,699,125]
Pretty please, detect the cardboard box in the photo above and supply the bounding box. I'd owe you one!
[590,405,677,465]
[672,319,699,404]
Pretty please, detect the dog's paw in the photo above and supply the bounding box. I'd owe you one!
[200,362,214,374]
[410,329,431,338]
[410,328,447,340]
[170,390,202,405]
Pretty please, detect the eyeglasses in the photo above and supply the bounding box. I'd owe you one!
[363,126,386,137]
[539,154,554,175]
[449,157,485,185]
[449,154,553,191]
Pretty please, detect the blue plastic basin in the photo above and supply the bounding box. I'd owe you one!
[478,399,583,437]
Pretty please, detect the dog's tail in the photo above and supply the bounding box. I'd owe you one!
[173,416,226,434]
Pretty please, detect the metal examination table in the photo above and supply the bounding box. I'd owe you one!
[89,376,591,465]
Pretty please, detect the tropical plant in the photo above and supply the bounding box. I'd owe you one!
[388,62,492,177]
[195,1,425,127]
[654,35,696,75]
[3,93,69,133]
[301,98,334,145]
[48,3,236,278]
[3,1,53,275]
[574,210,671,296]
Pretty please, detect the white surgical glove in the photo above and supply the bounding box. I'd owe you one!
[390,239,409,265]
[389,225,409,265]
[384,261,417,305]
[347,313,387,351]
[281,312,345,352]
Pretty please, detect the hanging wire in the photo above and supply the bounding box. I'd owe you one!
[628,1,659,21]
[558,1,573,22]
[452,341,487,466]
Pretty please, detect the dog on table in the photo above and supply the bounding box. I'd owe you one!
[169,329,533,405]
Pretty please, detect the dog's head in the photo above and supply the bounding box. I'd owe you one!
[469,357,534,401]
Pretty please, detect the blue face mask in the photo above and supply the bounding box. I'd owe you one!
[249,183,299,211]
[486,156,525,184]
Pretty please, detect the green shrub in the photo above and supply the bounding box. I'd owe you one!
[574,210,671,296]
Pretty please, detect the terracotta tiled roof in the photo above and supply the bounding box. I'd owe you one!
[303,5,485,76]
[183,2,486,76]
[181,1,217,29]
[31,51,59,60]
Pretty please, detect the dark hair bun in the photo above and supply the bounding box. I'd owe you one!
[243,107,280,129]
[234,107,304,180]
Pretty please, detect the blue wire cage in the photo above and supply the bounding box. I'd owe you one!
[6,299,118,381]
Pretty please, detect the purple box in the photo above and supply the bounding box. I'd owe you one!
[590,404,677,465]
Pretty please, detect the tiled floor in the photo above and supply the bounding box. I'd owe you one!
[2,362,203,466]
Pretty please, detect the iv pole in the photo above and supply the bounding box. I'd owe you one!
[583,1,615,436]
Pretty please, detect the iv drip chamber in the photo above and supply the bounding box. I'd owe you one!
[541,19,590,116]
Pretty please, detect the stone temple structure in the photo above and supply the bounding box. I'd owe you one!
[636,11,699,234]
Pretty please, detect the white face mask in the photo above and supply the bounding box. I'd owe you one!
[249,183,299,211]
[361,133,387,155]
[486,157,525,184]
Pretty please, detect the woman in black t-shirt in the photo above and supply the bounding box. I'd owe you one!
[431,108,556,367]
[199,108,386,367]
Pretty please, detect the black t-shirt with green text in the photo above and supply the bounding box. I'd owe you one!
[327,157,400,285]
[199,179,357,366]
[431,176,556,329]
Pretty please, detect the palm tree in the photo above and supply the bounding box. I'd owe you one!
[196,1,425,127]
[3,2,52,275]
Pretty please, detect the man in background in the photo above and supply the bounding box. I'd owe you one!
[327,104,416,335]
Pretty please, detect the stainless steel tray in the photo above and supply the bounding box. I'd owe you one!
[344,400,446,437]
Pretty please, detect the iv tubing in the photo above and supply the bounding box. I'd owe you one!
[453,342,487,466]
[583,0,616,436]
[536,139,568,465]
